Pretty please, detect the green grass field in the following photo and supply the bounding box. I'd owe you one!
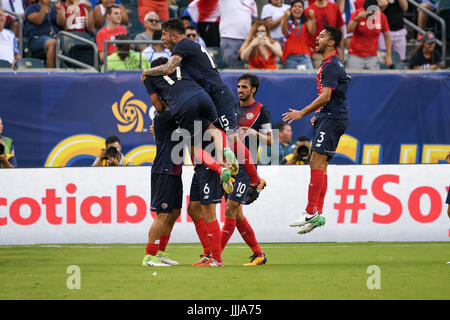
[0,242,449,300]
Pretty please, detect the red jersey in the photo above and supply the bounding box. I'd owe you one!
[282,23,311,61]
[305,2,345,52]
[247,50,277,69]
[348,8,389,57]
[62,3,88,33]
[96,25,127,56]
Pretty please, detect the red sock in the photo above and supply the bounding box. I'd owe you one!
[206,220,222,262]
[220,217,236,251]
[233,139,260,185]
[194,148,222,174]
[159,234,170,252]
[305,169,324,214]
[194,218,210,255]
[236,218,263,257]
[145,242,159,256]
[317,174,328,214]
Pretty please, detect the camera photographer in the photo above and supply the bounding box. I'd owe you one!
[285,136,311,165]
[0,137,16,168]
[91,135,132,166]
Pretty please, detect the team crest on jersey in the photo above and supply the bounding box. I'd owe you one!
[246,113,255,120]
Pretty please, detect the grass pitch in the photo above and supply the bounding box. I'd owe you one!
[0,242,449,300]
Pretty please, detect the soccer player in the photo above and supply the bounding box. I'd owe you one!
[142,108,182,267]
[221,73,273,266]
[141,18,267,204]
[282,25,351,235]
[143,57,234,194]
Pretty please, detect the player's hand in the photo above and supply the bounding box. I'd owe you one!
[239,126,258,137]
[141,70,150,83]
[282,108,304,124]
[310,116,316,126]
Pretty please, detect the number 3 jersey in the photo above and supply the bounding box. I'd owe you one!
[171,38,226,94]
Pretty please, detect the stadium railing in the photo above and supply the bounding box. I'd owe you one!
[55,31,99,71]
[2,8,23,57]
[403,0,447,67]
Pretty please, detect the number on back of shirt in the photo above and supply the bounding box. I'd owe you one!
[201,46,216,69]
[163,66,182,85]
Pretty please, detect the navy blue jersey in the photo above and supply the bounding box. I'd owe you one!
[152,109,182,175]
[235,101,272,152]
[171,38,225,94]
[316,54,350,120]
[144,65,205,110]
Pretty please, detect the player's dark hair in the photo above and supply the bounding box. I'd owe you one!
[238,73,260,94]
[105,136,120,146]
[161,18,186,35]
[323,25,342,49]
[297,136,310,142]
[151,56,169,68]
[275,122,289,131]
[106,4,120,16]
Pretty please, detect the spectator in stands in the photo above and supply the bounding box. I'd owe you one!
[378,0,408,61]
[274,122,295,165]
[280,0,315,69]
[305,0,346,67]
[93,0,128,30]
[25,0,66,68]
[185,25,207,50]
[346,0,392,70]
[142,28,170,62]
[240,20,283,69]
[219,0,258,66]
[61,0,95,34]
[417,0,440,34]
[337,0,357,47]
[102,34,150,71]
[409,31,444,70]
[261,0,291,44]
[96,4,127,62]
[1,0,25,37]
[134,11,161,51]
[0,9,20,66]
[186,0,220,47]
[0,117,16,168]
[138,0,169,24]
[92,135,132,166]
[285,136,311,165]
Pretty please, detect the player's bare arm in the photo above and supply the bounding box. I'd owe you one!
[282,88,333,124]
[141,55,182,82]
[150,93,166,113]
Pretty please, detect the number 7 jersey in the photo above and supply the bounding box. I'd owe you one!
[171,38,226,94]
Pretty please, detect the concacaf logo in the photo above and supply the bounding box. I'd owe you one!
[112,91,148,132]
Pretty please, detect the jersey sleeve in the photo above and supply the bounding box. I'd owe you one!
[259,106,272,133]
[321,63,340,90]
[171,40,190,60]
[144,77,158,96]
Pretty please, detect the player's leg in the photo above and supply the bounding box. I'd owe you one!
[235,209,266,266]
[143,213,171,267]
[317,167,328,215]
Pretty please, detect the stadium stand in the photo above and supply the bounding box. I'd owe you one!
[15,57,45,69]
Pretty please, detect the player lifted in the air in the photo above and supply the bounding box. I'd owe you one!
[141,18,266,204]
[283,25,351,235]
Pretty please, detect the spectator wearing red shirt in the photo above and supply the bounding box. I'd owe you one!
[346,0,392,70]
[61,0,95,33]
[305,0,345,68]
[96,5,127,62]
[281,0,316,69]
[138,0,169,24]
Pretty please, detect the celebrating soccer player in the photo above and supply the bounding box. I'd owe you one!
[282,25,351,235]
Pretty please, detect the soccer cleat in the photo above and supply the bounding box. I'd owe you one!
[293,215,326,235]
[197,257,224,267]
[223,147,239,175]
[193,254,211,266]
[142,254,171,267]
[156,251,179,266]
[244,253,267,266]
[220,167,235,194]
[289,211,319,227]
[245,178,266,204]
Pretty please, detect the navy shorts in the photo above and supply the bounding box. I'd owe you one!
[311,117,348,161]
[225,164,250,205]
[210,86,238,133]
[151,173,183,213]
[175,92,218,138]
[189,165,223,205]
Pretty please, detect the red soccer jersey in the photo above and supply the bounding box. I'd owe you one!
[96,25,127,56]
[348,8,389,57]
[305,2,345,52]
[62,3,88,33]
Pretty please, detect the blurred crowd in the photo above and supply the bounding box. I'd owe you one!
[0,0,448,70]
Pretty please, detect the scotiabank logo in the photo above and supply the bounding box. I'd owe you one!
[0,183,149,226]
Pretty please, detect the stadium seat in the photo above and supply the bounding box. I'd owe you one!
[0,59,12,68]
[15,58,45,69]
[59,32,96,68]
[207,46,229,69]
[436,0,450,40]
[379,50,406,70]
